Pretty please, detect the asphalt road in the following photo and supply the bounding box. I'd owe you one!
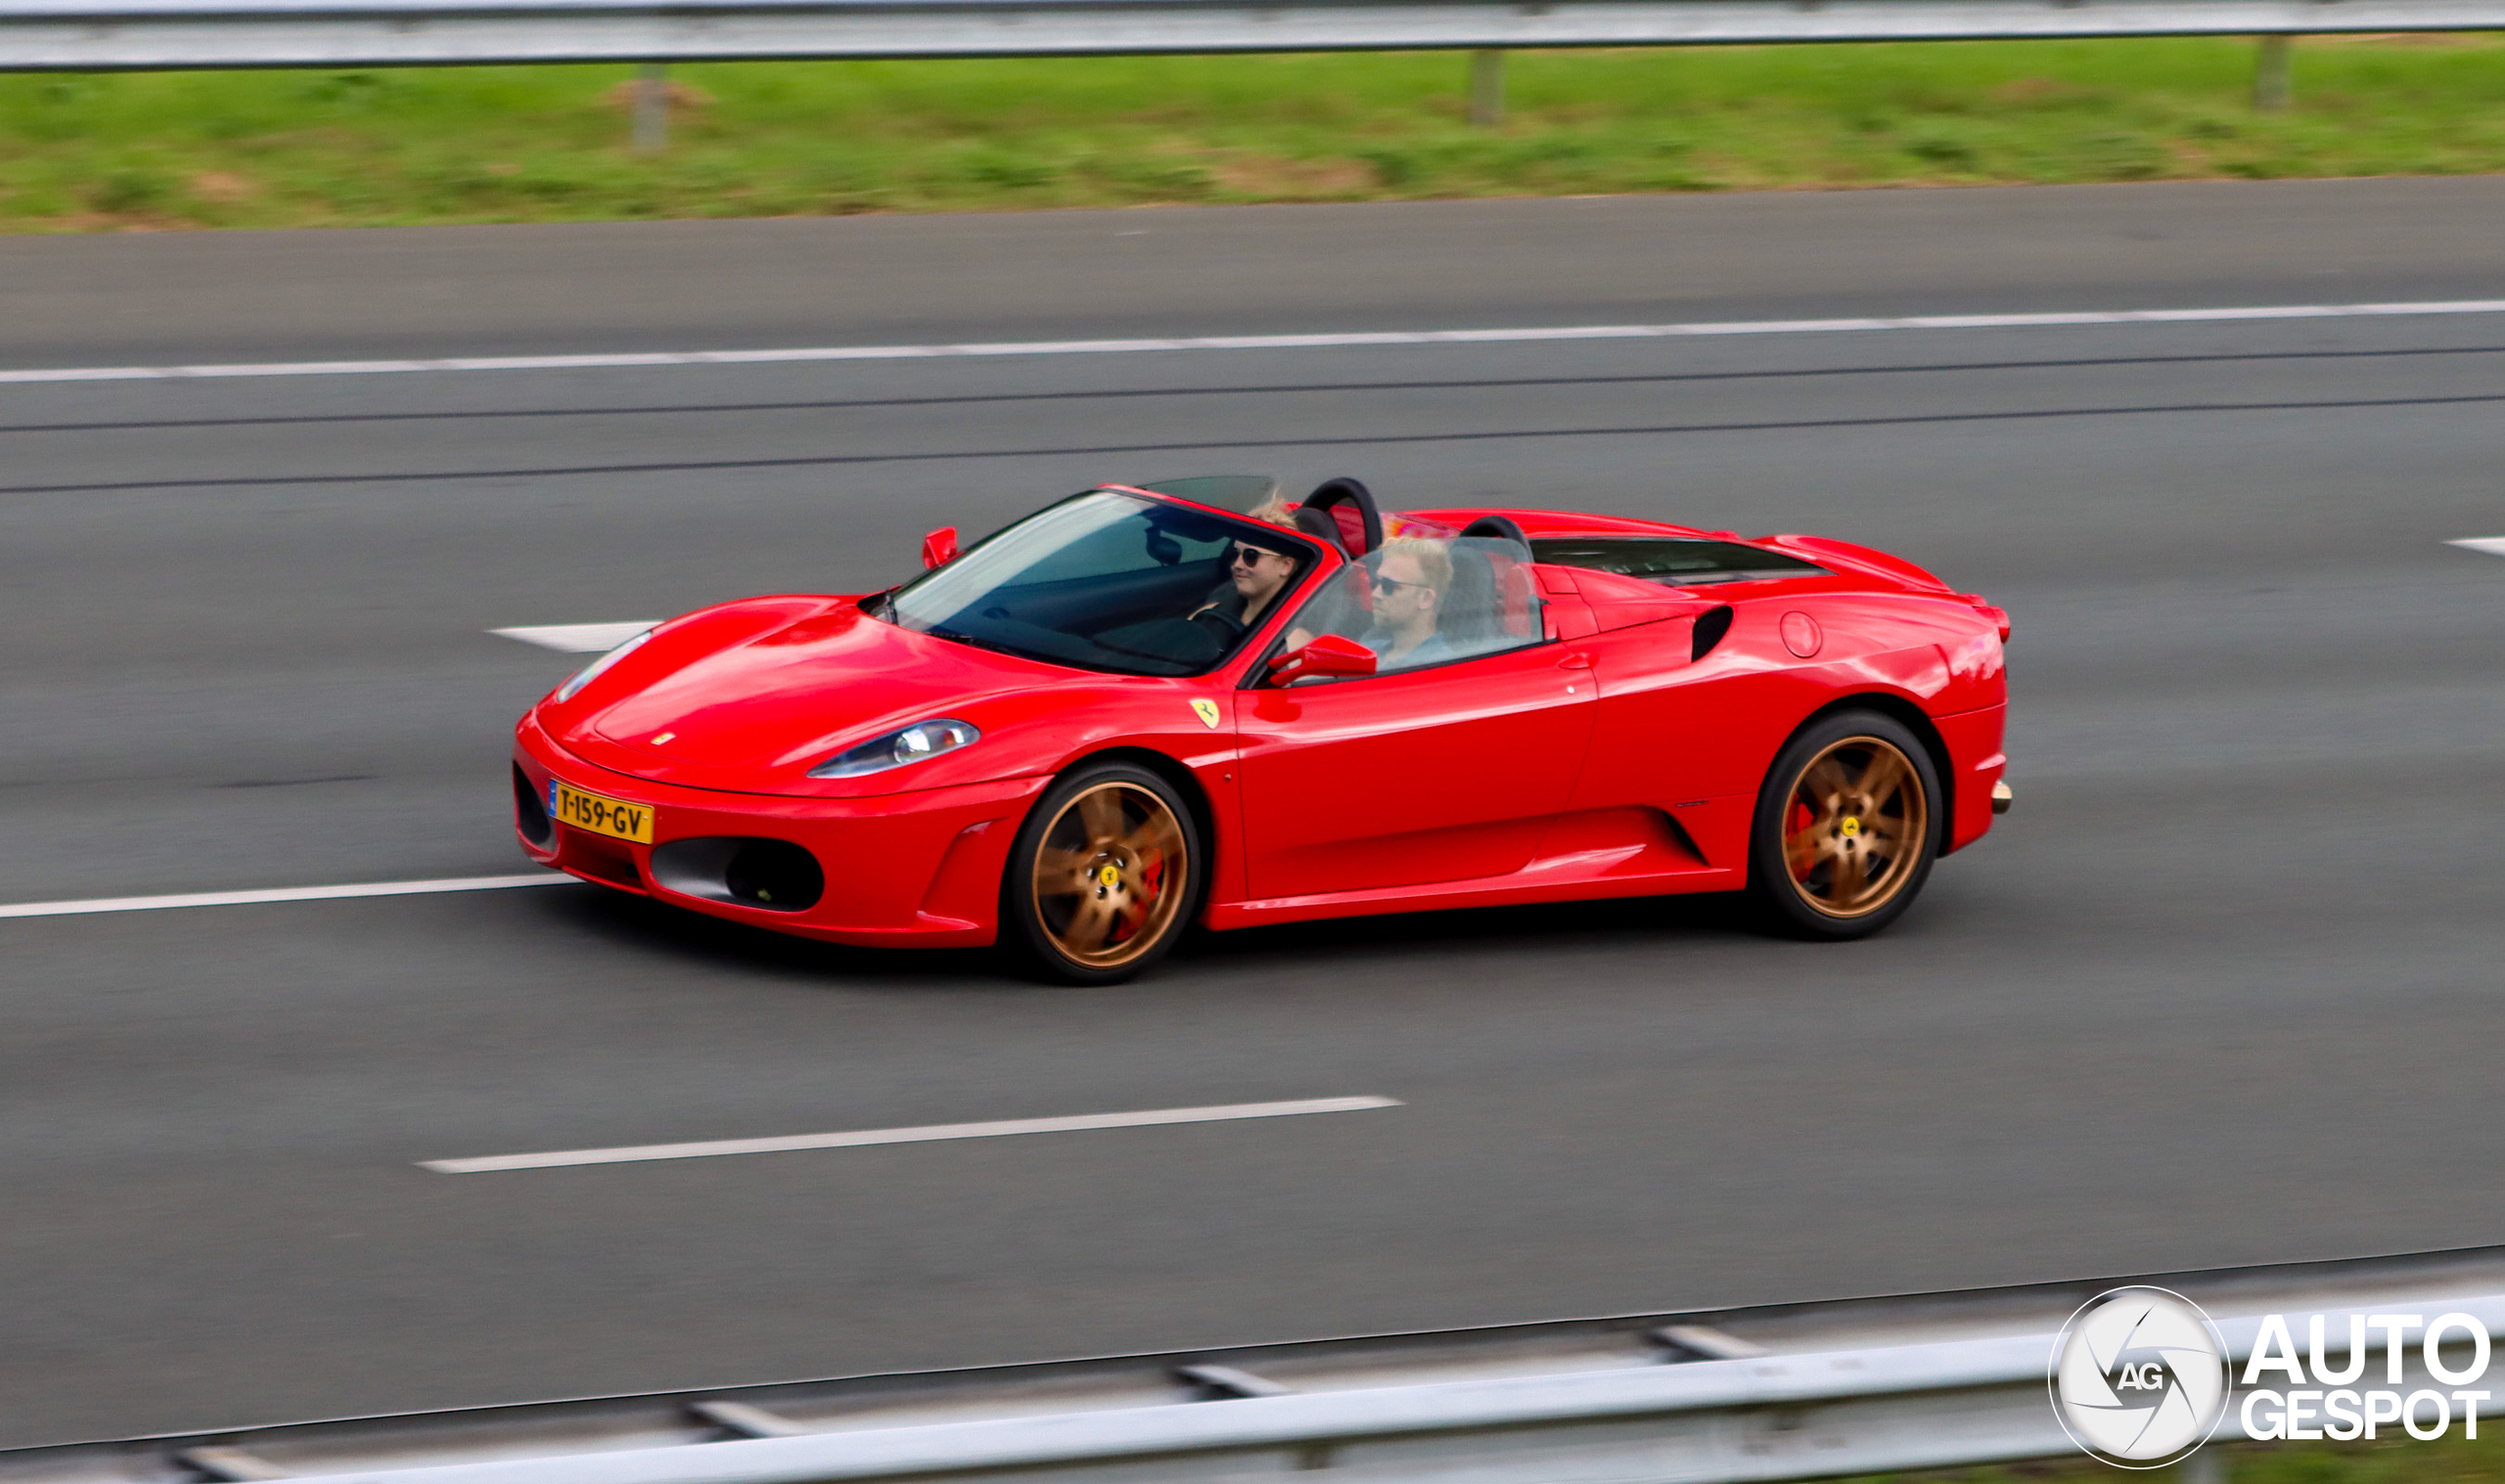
[3,178,2502,1448]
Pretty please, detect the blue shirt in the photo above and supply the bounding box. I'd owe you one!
[1357,627,1456,671]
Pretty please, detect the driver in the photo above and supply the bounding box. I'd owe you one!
[1188,506,1301,636]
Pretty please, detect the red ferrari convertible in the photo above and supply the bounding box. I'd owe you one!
[513,476,2009,982]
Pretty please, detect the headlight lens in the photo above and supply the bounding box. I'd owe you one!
[554,629,653,703]
[808,718,980,780]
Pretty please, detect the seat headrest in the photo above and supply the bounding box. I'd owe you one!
[1293,505,1349,555]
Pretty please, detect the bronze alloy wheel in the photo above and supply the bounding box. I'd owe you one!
[1780,735,1930,919]
[1029,781,1191,969]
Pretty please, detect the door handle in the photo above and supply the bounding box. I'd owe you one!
[1557,652,1593,670]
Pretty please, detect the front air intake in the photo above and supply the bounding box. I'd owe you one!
[649,836,826,913]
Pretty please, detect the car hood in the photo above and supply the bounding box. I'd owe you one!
[549,596,1074,788]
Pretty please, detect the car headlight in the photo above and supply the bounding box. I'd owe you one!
[808,718,980,780]
[554,629,653,703]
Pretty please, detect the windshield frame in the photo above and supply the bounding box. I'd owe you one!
[879,487,1338,679]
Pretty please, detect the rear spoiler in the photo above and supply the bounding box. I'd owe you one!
[1759,534,2007,640]
[1756,534,1953,593]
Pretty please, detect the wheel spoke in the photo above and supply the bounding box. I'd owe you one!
[1120,813,1182,859]
[1799,756,1852,807]
[1829,845,1867,903]
[1077,787,1123,844]
[1063,898,1116,952]
[1037,846,1093,880]
[1855,747,1908,808]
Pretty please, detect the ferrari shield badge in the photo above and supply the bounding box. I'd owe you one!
[1190,698,1222,729]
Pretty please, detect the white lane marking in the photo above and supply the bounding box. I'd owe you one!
[493,620,660,653]
[422,1096,1404,1174]
[2447,537,2505,557]
[0,874,569,921]
[7,300,2505,385]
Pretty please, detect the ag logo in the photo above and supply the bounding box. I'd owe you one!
[1190,698,1222,729]
[2050,1286,2229,1467]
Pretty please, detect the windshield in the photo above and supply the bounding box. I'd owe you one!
[883,490,1322,676]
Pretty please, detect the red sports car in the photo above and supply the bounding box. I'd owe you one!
[513,476,2009,982]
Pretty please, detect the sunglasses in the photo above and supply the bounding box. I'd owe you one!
[1373,574,1433,597]
[1231,545,1287,566]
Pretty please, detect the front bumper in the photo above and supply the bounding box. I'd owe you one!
[513,715,1046,948]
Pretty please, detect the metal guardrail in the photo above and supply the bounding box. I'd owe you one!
[10,1260,2505,1484]
[6,0,2505,70]
[253,1300,2505,1484]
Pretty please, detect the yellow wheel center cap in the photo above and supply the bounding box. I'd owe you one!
[1097,864,1123,890]
[1840,816,1862,838]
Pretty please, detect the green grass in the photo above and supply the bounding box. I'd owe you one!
[1870,1429,2505,1484]
[4,36,2505,230]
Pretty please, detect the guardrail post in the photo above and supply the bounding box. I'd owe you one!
[632,61,670,149]
[1468,48,1505,126]
[2253,34,2292,111]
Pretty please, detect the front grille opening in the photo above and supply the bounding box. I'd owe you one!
[513,765,553,848]
[650,836,825,913]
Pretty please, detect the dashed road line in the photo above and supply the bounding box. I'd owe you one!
[421,1096,1406,1173]
[4,300,2503,385]
[0,874,569,921]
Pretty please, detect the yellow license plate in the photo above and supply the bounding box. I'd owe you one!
[550,781,655,844]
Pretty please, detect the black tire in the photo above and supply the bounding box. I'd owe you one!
[1000,760,1205,984]
[1745,709,1942,940]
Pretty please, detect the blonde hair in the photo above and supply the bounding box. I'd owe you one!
[1247,495,1299,530]
[1375,536,1452,595]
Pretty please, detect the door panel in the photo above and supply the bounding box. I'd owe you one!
[1235,645,1595,899]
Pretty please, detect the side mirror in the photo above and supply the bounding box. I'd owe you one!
[1267,633,1377,686]
[921,527,958,569]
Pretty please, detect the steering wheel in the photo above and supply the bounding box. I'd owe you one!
[1190,605,1247,645]
[1303,477,1385,557]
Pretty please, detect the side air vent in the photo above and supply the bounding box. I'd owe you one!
[1692,606,1735,661]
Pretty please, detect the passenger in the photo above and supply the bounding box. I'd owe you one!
[1359,538,1456,669]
